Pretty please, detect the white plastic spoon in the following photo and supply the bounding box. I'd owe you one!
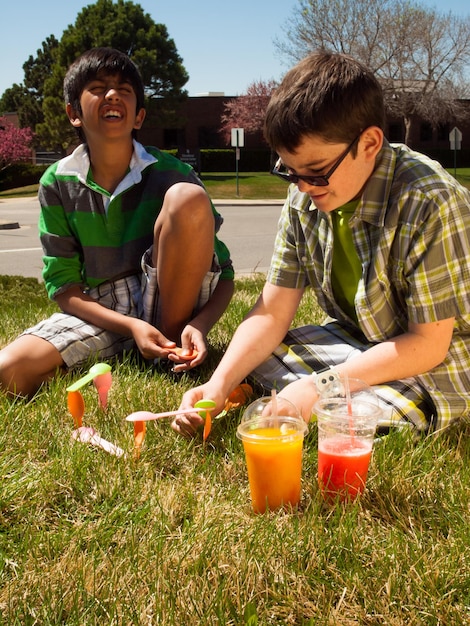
[125,407,205,422]
[72,426,126,458]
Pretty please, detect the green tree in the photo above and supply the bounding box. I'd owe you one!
[28,0,188,152]
[276,0,470,145]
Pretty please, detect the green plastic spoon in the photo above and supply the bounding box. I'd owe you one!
[195,399,216,441]
[66,363,112,392]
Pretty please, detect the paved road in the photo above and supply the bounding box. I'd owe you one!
[0,197,284,281]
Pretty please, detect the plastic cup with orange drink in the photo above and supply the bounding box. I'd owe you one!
[236,395,308,513]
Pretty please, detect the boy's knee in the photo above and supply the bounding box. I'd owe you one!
[162,183,212,225]
[0,347,23,394]
[0,337,63,397]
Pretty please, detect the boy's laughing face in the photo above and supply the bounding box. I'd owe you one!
[66,71,145,145]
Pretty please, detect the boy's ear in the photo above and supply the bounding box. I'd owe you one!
[66,103,82,128]
[361,126,383,161]
[133,108,146,130]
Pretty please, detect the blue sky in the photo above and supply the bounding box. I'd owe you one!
[1,0,468,99]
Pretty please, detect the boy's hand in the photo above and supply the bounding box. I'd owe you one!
[131,319,177,359]
[171,384,226,437]
[168,324,207,372]
[278,376,319,424]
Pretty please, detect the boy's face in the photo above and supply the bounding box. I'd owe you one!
[276,128,383,212]
[67,71,145,145]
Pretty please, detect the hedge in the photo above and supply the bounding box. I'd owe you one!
[0,163,48,191]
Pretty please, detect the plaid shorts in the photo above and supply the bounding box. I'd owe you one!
[22,248,222,369]
[250,321,437,435]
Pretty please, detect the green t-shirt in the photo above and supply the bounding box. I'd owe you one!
[330,200,361,321]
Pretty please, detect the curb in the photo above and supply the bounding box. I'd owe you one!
[213,199,284,206]
[0,220,20,230]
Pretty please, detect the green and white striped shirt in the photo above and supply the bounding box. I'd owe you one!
[268,140,470,428]
[39,141,233,300]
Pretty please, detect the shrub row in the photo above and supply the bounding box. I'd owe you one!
[0,163,48,191]
[0,150,273,191]
[176,149,273,173]
[422,148,470,169]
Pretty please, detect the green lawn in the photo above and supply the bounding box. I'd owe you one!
[1,274,470,625]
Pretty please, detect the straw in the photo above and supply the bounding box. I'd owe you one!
[271,388,279,429]
[344,373,352,416]
[344,373,355,443]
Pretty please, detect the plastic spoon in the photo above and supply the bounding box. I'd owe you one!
[195,399,216,442]
[67,390,85,428]
[169,347,198,360]
[66,363,112,392]
[125,407,206,422]
[72,426,125,457]
[133,421,146,460]
[93,371,112,409]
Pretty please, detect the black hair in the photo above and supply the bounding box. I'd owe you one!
[64,47,145,142]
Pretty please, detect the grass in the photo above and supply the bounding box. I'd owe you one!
[1,168,469,200]
[200,173,288,199]
[1,274,470,625]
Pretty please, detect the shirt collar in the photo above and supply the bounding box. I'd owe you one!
[355,138,396,227]
[56,139,157,193]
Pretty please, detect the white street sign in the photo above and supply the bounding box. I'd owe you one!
[449,127,462,150]
[231,128,245,147]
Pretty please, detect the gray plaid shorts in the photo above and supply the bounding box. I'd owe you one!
[250,321,437,435]
[21,248,221,369]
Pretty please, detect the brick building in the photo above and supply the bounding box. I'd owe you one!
[139,94,470,167]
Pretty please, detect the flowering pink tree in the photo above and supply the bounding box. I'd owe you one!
[219,80,278,145]
[0,117,34,171]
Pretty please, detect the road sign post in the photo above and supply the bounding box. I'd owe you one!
[449,127,462,178]
[231,128,244,196]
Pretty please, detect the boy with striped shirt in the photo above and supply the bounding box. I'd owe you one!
[0,47,234,397]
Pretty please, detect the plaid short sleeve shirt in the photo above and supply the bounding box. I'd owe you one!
[268,140,470,427]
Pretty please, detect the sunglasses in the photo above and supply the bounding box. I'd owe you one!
[271,134,361,187]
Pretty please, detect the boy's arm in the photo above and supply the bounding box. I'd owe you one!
[55,286,178,360]
[335,318,455,383]
[172,282,304,432]
[276,316,455,423]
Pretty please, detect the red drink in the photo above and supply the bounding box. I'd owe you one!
[318,436,372,501]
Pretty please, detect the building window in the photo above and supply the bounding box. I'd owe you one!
[420,122,433,142]
[198,126,221,149]
[163,128,180,150]
[437,123,449,142]
[388,123,403,142]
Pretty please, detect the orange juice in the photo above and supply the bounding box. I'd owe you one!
[240,424,305,513]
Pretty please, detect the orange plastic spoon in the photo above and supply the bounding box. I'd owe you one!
[133,421,146,459]
[214,383,254,420]
[67,390,85,428]
[194,399,216,442]
[225,383,253,409]
[169,347,198,360]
